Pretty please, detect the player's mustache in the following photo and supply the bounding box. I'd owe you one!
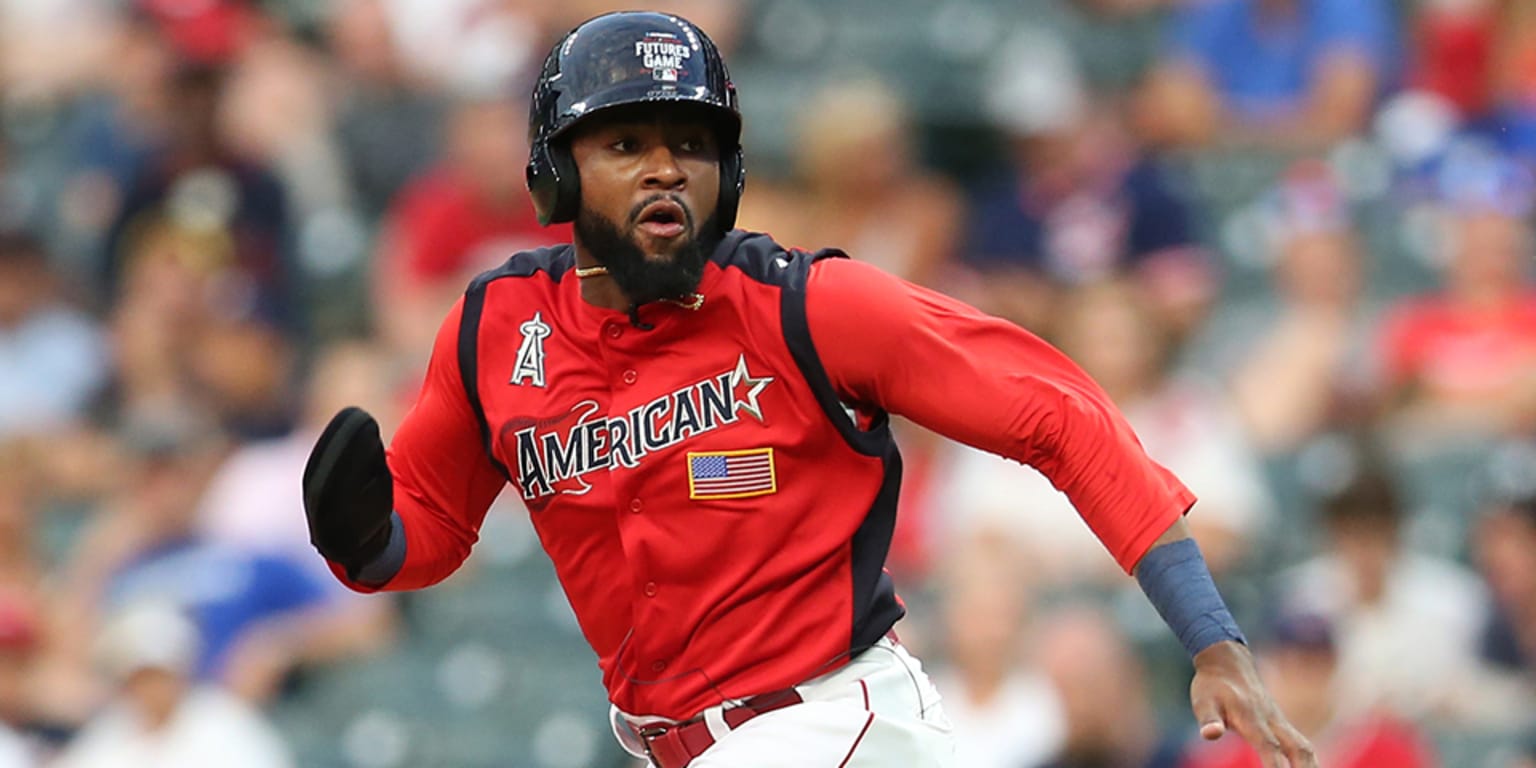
[627,193,695,231]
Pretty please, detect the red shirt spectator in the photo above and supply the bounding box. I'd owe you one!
[384,167,565,283]
[135,0,266,65]
[1411,1,1498,118]
[1180,713,1434,768]
[1376,158,1536,433]
[1180,610,1437,768]
[374,98,571,362]
[1380,293,1536,403]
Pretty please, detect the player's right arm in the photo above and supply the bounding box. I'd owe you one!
[804,257,1317,768]
[302,296,506,592]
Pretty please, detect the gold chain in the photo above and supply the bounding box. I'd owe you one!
[576,263,703,311]
[662,293,706,311]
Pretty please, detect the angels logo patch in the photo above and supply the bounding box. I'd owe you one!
[510,312,551,387]
[506,354,774,503]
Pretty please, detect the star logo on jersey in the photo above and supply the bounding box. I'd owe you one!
[506,352,778,503]
[729,354,773,422]
[510,312,551,387]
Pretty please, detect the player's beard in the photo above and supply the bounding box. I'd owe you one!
[575,195,719,307]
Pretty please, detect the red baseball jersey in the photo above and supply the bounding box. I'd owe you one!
[337,230,1194,720]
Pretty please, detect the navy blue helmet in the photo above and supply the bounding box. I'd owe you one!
[525,11,744,230]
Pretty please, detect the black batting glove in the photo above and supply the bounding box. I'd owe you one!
[303,407,395,576]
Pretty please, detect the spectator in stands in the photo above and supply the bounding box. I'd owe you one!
[0,444,43,645]
[198,340,398,583]
[1489,1,1536,159]
[0,445,60,765]
[1407,0,1499,122]
[1179,612,1437,768]
[195,340,399,699]
[1278,447,1490,722]
[1142,0,1396,149]
[53,603,293,768]
[106,179,298,442]
[220,29,356,225]
[108,215,238,432]
[325,0,443,220]
[937,279,1271,584]
[1034,605,1185,768]
[930,530,1065,768]
[131,0,266,67]
[0,231,109,440]
[1192,162,1379,455]
[737,78,962,288]
[57,12,181,264]
[965,29,1212,338]
[52,414,348,704]
[373,95,570,364]
[101,61,298,334]
[1377,0,1536,174]
[0,581,48,766]
[367,0,545,96]
[0,0,115,98]
[1472,472,1536,720]
[1376,152,1536,438]
[184,314,297,440]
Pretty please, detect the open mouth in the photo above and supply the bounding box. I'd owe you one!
[636,200,688,239]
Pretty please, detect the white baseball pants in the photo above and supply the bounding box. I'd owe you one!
[612,637,956,767]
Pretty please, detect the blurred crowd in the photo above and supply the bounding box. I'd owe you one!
[2,0,1536,766]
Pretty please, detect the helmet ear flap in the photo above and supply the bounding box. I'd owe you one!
[527,139,582,226]
[717,144,744,232]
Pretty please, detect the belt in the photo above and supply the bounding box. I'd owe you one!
[638,688,804,768]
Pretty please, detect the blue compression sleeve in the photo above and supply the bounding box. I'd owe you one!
[351,511,406,587]
[1135,538,1247,658]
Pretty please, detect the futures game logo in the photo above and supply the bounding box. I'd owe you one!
[504,355,773,504]
[636,31,692,82]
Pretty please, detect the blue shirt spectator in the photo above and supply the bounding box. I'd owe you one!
[0,232,109,438]
[103,538,330,681]
[1166,0,1397,120]
[965,159,1200,283]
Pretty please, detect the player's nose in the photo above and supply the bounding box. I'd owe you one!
[640,144,687,191]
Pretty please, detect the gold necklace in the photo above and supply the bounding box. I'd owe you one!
[662,293,706,311]
[574,265,610,279]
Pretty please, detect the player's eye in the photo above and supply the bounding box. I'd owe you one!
[610,137,640,153]
[676,136,710,155]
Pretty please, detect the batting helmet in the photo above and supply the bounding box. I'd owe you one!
[525,12,744,230]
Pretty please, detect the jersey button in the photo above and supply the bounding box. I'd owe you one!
[629,498,643,513]
[650,660,667,673]
[622,369,638,385]
[606,324,623,340]
[643,581,658,597]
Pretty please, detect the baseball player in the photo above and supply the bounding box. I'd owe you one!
[302,11,1317,768]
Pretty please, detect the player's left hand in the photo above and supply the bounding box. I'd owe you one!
[1190,640,1318,768]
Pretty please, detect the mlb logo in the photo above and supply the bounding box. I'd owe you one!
[655,67,678,82]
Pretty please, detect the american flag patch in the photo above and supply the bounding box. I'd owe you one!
[687,448,777,500]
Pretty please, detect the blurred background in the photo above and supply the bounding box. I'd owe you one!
[2,0,1536,766]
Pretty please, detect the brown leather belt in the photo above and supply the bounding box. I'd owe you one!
[638,688,804,768]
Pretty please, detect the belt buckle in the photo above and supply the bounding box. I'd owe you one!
[637,725,667,759]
